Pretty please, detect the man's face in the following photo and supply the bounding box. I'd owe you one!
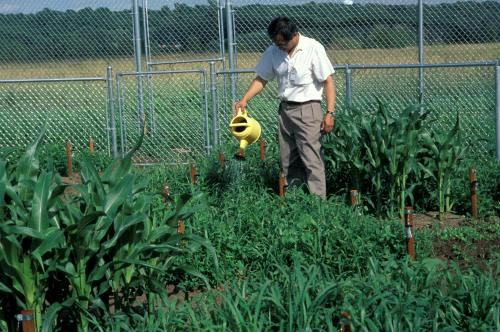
[272,33,296,51]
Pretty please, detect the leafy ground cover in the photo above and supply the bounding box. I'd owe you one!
[131,147,499,331]
[0,104,498,330]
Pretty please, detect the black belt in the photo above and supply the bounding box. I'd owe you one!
[281,100,321,106]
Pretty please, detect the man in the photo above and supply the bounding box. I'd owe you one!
[234,16,336,199]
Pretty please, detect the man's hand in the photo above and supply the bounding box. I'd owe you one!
[321,113,335,133]
[234,99,248,116]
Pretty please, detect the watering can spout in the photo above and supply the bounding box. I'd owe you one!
[239,139,249,150]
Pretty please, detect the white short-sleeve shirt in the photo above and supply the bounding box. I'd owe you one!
[255,34,334,103]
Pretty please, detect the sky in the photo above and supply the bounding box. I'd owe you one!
[0,0,491,14]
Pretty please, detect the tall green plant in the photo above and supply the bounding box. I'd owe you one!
[0,127,216,332]
[323,106,363,193]
[0,128,66,332]
[41,133,215,331]
[358,102,424,217]
[326,101,429,217]
[420,114,466,221]
[389,105,428,218]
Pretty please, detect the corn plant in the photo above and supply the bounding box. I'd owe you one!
[0,128,65,332]
[0,126,216,331]
[40,135,215,331]
[361,102,395,216]
[420,114,466,221]
[323,107,363,194]
[325,101,429,217]
[387,104,428,218]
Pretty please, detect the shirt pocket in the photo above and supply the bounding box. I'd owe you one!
[290,66,313,86]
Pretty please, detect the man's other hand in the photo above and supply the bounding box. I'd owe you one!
[321,113,335,133]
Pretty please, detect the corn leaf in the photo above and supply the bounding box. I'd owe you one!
[41,299,76,332]
[31,228,64,267]
[16,124,45,182]
[103,213,147,249]
[0,160,6,206]
[104,174,134,215]
[30,171,52,232]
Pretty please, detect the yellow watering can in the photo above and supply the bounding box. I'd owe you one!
[229,108,261,152]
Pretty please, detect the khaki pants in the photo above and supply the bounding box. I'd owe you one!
[278,101,326,199]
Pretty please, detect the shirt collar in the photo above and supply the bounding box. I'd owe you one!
[289,33,303,57]
[274,33,303,56]
[295,33,304,51]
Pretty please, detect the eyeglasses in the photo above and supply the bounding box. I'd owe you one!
[272,36,291,50]
[272,33,297,50]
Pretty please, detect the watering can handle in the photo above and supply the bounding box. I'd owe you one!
[236,107,247,116]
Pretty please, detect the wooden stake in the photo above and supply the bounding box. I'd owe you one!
[259,138,265,161]
[350,189,359,206]
[17,310,35,332]
[469,168,478,219]
[177,219,185,234]
[162,184,170,202]
[65,141,73,177]
[218,150,225,168]
[340,311,353,332]
[404,206,415,260]
[279,170,286,197]
[190,163,197,184]
[89,137,94,154]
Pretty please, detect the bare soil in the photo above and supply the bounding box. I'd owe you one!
[412,211,464,230]
[411,211,499,270]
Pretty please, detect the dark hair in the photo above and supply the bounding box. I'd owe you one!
[267,16,298,41]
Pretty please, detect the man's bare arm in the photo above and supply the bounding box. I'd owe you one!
[234,76,268,111]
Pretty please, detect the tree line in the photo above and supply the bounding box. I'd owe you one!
[0,1,498,62]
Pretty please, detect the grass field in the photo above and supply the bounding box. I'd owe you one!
[0,43,497,78]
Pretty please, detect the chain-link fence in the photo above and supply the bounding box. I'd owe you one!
[232,0,499,68]
[0,0,498,160]
[0,1,135,79]
[0,76,113,154]
[116,69,210,163]
[219,63,498,157]
[143,1,225,65]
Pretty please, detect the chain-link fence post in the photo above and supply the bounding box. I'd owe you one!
[116,73,127,156]
[496,63,500,162]
[210,61,219,148]
[202,69,211,154]
[225,0,237,106]
[142,0,157,135]
[345,65,353,110]
[418,0,425,107]
[217,0,230,125]
[132,0,144,130]
[106,66,118,157]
